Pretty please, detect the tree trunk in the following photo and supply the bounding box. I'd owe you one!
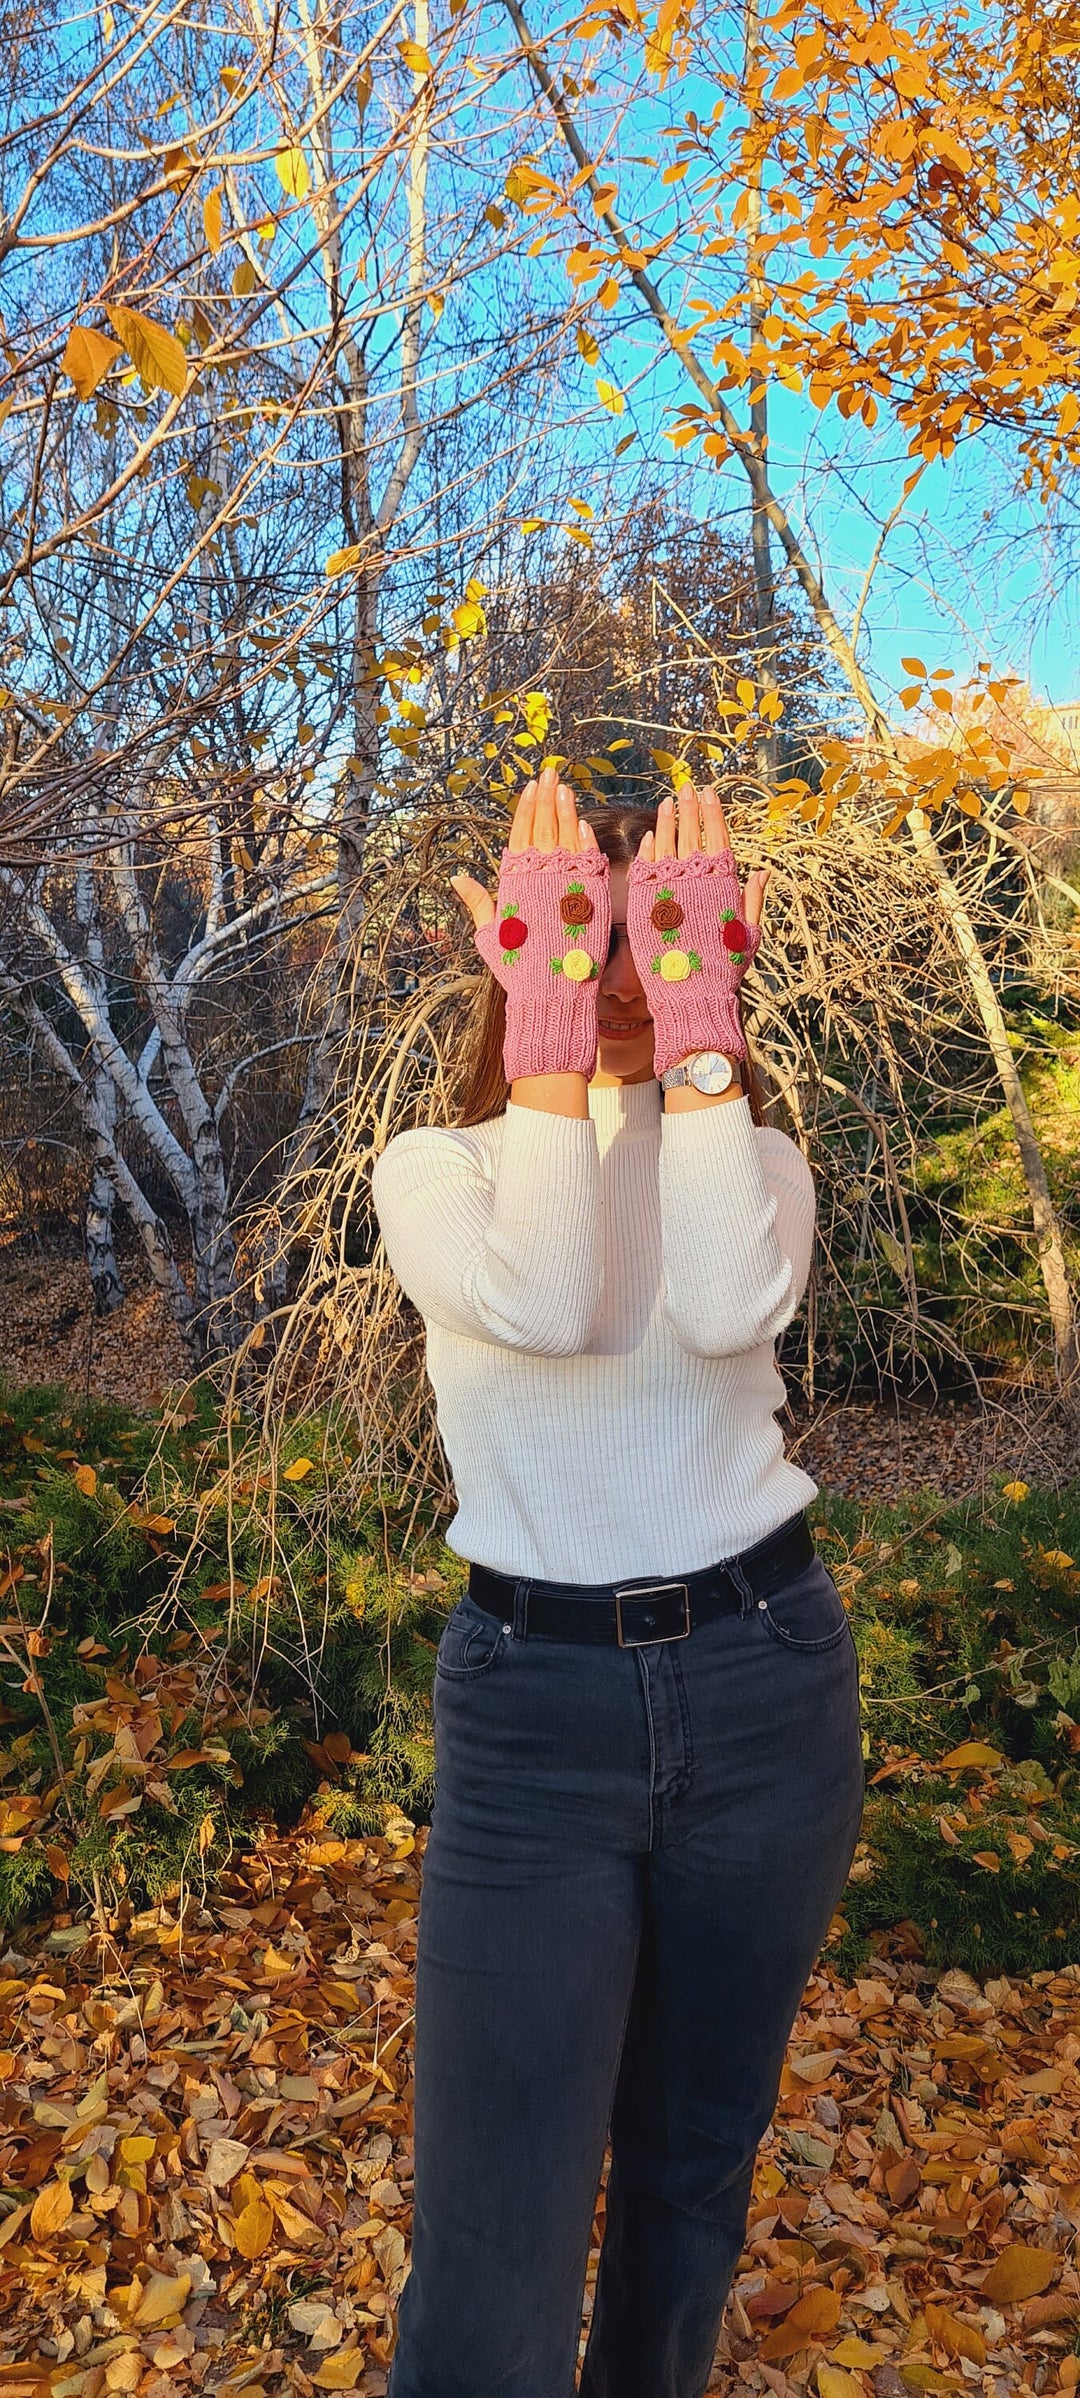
[743,0,778,791]
[75,857,124,1314]
[17,990,199,1351]
[85,1076,124,1316]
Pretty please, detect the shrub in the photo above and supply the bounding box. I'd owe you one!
[2,1377,1079,1976]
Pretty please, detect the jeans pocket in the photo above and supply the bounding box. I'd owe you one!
[435,1596,512,1683]
[758,1558,852,1654]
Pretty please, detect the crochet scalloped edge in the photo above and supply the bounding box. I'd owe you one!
[627,849,739,884]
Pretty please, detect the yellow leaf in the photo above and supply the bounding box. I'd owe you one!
[596,376,625,415]
[283,1456,315,1481]
[63,325,122,402]
[981,2247,1056,2304]
[221,63,244,90]
[131,2271,192,2327]
[30,2179,73,2241]
[577,326,600,364]
[901,656,927,677]
[505,161,549,208]
[233,258,257,297]
[1006,1830,1034,1867]
[938,1741,1003,1771]
[74,1463,98,1498]
[311,2350,365,2389]
[203,188,223,255]
[234,2196,274,2259]
[275,147,311,201]
[972,1849,1001,1871]
[817,2368,864,2398]
[399,38,432,72]
[1002,1480,1029,1502]
[120,2135,156,2164]
[261,1942,296,1977]
[761,2286,841,2359]
[925,2304,987,2366]
[736,677,756,709]
[107,306,187,398]
[831,2341,887,2368]
[271,2190,323,2246]
[1011,789,1031,815]
[789,2049,838,2083]
[1021,2065,1064,2093]
[325,544,363,577]
[162,145,198,187]
[453,600,486,639]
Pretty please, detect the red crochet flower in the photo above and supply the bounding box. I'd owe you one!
[722,916,748,952]
[499,915,528,951]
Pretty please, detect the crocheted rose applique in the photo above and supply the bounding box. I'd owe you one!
[649,885,702,984]
[720,907,749,963]
[498,905,529,960]
[551,879,597,980]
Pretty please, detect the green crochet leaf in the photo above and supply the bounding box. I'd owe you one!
[687,950,703,971]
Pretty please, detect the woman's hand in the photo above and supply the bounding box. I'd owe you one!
[637,782,770,932]
[450,767,610,1106]
[449,767,599,934]
[625,780,768,1076]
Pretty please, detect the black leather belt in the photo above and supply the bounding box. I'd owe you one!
[468,1513,815,1648]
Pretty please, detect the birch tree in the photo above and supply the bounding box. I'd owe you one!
[0,0,557,1352]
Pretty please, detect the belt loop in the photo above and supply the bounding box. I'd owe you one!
[728,1560,755,1618]
[512,1577,530,1640]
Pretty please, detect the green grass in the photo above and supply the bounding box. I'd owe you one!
[2,1378,1079,1973]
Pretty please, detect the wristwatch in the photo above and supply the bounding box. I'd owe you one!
[660,1050,741,1096]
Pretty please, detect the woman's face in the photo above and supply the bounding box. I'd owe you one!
[594,863,656,1085]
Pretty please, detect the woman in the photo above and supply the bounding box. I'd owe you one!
[372,767,864,2398]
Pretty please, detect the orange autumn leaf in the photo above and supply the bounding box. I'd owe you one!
[234,2196,274,2259]
[981,2246,1057,2304]
[817,2369,864,2398]
[925,2304,987,2365]
[30,2179,73,2241]
[760,2286,842,2358]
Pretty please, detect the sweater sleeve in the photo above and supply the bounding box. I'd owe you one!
[370,1103,603,1354]
[658,1098,815,1357]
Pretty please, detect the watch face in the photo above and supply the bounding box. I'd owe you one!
[688,1050,735,1095]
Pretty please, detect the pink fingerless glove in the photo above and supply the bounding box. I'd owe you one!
[474,846,612,1082]
[625,850,761,1076]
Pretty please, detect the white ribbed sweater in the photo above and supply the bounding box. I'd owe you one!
[371,1082,818,1583]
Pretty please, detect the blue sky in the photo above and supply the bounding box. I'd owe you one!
[489,20,1080,722]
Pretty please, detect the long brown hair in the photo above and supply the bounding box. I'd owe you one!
[452,805,765,1128]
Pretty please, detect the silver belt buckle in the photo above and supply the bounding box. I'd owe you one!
[613,1581,692,1648]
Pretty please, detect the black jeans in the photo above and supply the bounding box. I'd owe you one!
[388,1541,864,2398]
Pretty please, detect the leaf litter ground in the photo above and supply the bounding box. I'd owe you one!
[2,1831,1079,2398]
